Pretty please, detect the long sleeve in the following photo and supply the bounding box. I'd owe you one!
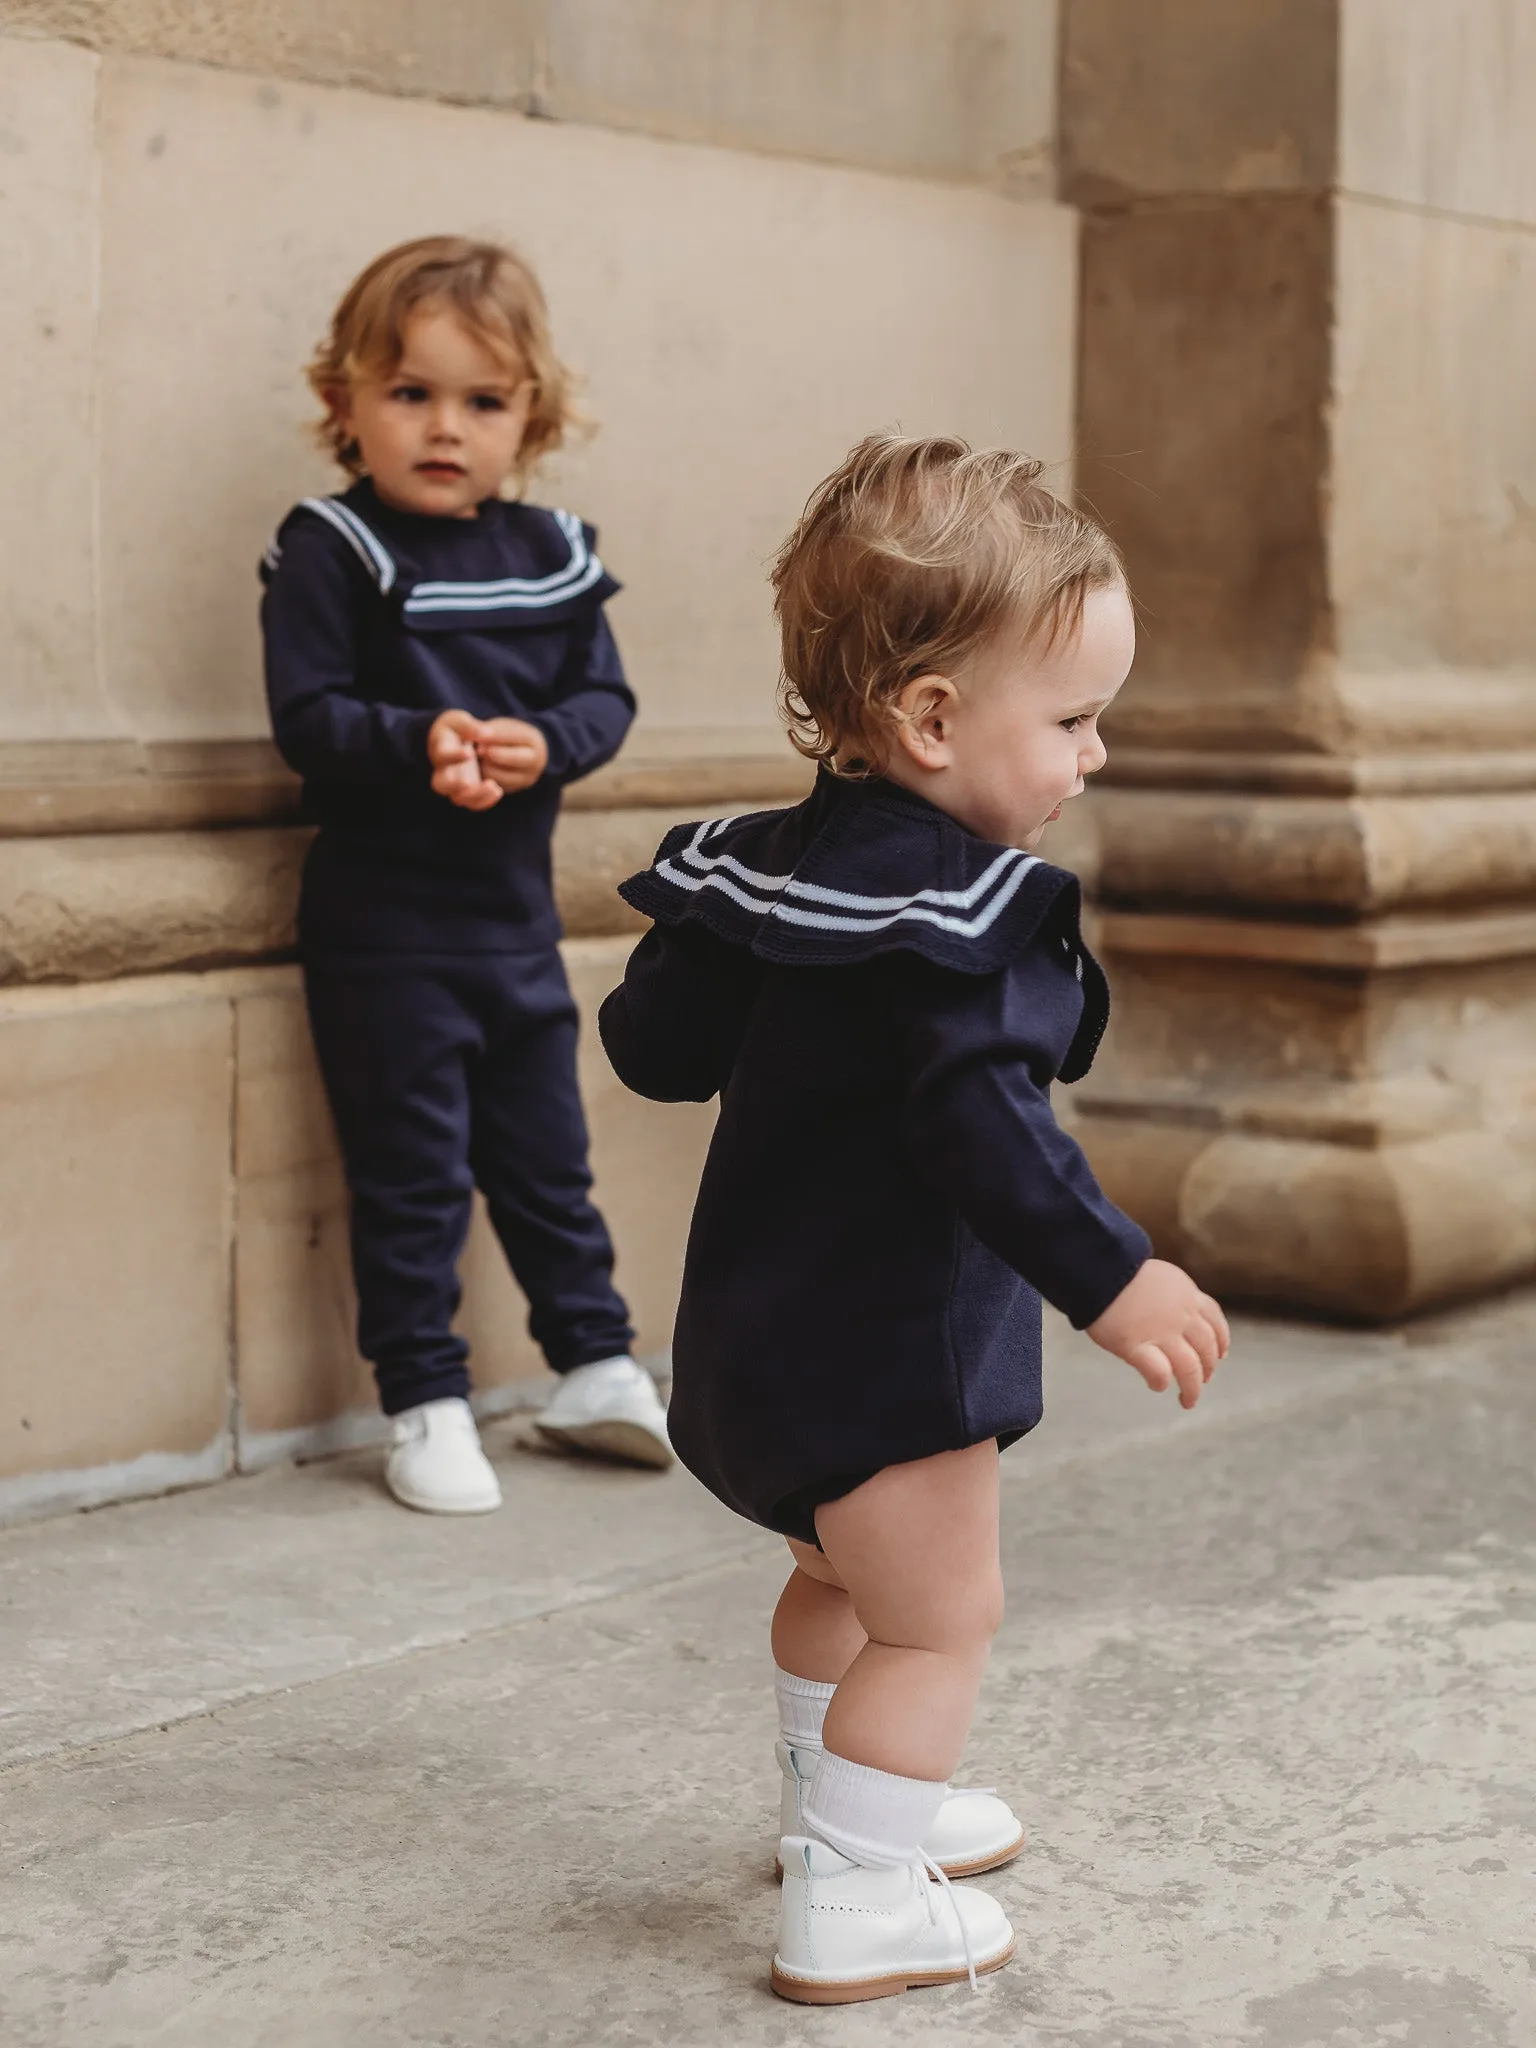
[600,922,764,1103]
[895,947,1150,1329]
[528,610,637,785]
[261,518,437,783]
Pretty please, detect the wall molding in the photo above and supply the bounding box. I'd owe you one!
[0,736,811,837]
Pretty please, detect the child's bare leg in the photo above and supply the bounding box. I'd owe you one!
[815,1441,1002,1783]
[771,1548,867,1683]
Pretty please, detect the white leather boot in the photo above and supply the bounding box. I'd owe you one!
[772,1835,1016,2004]
[534,1356,673,1469]
[384,1398,502,1514]
[777,1741,1026,1878]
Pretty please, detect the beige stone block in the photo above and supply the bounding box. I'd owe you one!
[0,1,538,106]
[0,976,233,1480]
[1076,941,1536,1317]
[4,3,1053,185]
[1079,194,1332,751]
[1059,0,1336,204]
[1096,786,1536,917]
[0,736,304,837]
[0,35,119,741]
[541,0,1055,187]
[1340,0,1536,225]
[1331,196,1536,676]
[0,801,782,986]
[0,827,307,983]
[0,771,802,985]
[95,50,1073,751]
[1081,1112,1536,1321]
[1087,947,1536,1109]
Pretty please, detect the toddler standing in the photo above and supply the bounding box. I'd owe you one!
[600,436,1229,2002]
[261,236,671,1513]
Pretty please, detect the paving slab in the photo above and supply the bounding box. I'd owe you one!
[2,1307,1533,2045]
[0,1314,1404,1769]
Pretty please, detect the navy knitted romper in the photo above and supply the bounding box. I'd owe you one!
[599,771,1152,1545]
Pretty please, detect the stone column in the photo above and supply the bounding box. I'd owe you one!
[1060,0,1536,1318]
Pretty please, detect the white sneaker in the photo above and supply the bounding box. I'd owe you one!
[384,1398,503,1515]
[777,1742,1026,1879]
[533,1356,674,1470]
[772,1835,1016,2005]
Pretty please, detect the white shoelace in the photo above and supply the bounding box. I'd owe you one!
[919,1851,978,1993]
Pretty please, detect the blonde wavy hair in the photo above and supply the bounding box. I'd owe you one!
[306,235,583,488]
[771,434,1124,774]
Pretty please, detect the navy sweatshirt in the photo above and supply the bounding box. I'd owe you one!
[260,479,635,952]
[599,771,1152,1543]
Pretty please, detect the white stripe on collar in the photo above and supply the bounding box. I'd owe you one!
[404,508,606,615]
[653,819,1043,939]
[299,497,398,592]
[290,500,604,615]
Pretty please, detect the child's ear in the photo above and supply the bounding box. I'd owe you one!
[892,675,958,773]
[320,381,354,438]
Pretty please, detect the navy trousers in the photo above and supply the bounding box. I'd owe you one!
[303,946,634,1414]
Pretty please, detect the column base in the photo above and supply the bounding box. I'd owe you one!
[1074,1106,1536,1322]
[1074,929,1536,1321]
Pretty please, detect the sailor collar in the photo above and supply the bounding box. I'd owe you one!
[265,485,619,631]
[621,769,1101,984]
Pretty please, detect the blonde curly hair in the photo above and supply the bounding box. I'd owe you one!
[772,434,1124,775]
[306,235,583,488]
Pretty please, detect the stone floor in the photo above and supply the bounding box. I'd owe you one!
[2,1301,1534,2047]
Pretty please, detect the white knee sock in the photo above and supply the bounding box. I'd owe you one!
[774,1665,835,1751]
[801,1747,949,1869]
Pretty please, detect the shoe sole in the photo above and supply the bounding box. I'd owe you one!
[533,1419,674,1470]
[770,1933,1017,2005]
[385,1480,502,1515]
[774,1828,1026,1884]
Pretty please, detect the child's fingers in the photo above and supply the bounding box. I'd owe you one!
[1199,1293,1232,1358]
[482,761,543,792]
[1197,1312,1226,1379]
[1185,1314,1222,1379]
[428,712,485,761]
[455,779,503,811]
[1128,1343,1173,1395]
[1162,1333,1207,1408]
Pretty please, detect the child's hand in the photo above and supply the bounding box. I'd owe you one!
[475,717,550,794]
[1087,1258,1230,1409]
[428,710,503,811]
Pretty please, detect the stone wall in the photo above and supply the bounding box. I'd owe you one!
[1063,0,1536,1320]
[0,5,1073,1515]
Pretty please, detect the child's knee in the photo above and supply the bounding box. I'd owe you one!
[859,1567,1003,1657]
[951,1567,1005,1651]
